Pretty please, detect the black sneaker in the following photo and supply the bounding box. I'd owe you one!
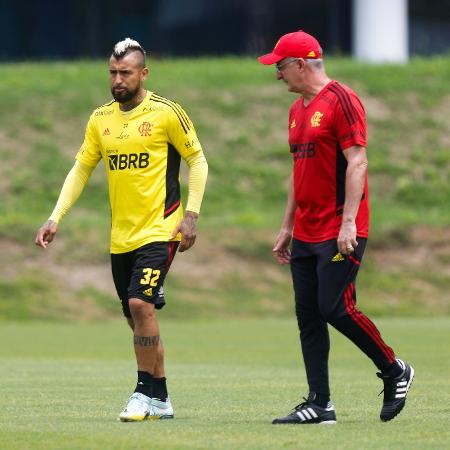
[377,358,414,422]
[272,394,336,425]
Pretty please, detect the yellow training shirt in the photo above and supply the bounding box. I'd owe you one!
[75,90,204,254]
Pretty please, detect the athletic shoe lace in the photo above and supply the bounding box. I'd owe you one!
[376,372,398,397]
[126,393,149,411]
[293,398,310,411]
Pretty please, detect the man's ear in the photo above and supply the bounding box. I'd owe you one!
[297,58,306,71]
[141,67,149,81]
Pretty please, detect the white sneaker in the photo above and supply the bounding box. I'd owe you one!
[119,392,152,422]
[148,397,174,420]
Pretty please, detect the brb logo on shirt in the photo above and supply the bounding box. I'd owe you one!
[290,142,316,160]
[107,152,149,170]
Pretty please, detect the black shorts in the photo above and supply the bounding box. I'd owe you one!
[111,241,179,318]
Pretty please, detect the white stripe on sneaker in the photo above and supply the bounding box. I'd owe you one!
[302,410,312,420]
[308,408,318,418]
[396,359,406,370]
[296,411,305,421]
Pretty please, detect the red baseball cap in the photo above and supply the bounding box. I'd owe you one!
[258,30,323,65]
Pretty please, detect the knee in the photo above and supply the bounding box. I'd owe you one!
[126,317,135,331]
[128,298,156,321]
[295,303,318,329]
[318,303,341,323]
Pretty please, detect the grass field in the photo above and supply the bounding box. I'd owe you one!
[1,57,450,319]
[1,318,449,450]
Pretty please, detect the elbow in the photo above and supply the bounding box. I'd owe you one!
[198,157,208,175]
[354,155,368,174]
[360,158,368,173]
[347,157,367,179]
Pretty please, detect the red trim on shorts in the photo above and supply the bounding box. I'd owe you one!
[344,283,395,363]
[166,241,177,268]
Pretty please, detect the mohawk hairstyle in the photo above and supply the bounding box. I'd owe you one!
[112,38,146,59]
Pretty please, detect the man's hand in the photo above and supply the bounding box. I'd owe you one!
[272,228,292,264]
[170,211,198,252]
[35,220,58,249]
[337,219,358,255]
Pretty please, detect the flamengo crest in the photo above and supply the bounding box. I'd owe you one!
[311,111,323,128]
[138,122,152,136]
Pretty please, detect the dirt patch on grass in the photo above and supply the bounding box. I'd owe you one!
[362,94,391,121]
[1,237,116,294]
[372,227,450,277]
[2,223,448,319]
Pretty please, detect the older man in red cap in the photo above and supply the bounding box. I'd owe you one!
[259,30,414,425]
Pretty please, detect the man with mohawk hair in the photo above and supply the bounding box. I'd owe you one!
[35,38,208,421]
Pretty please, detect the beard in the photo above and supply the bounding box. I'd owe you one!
[111,85,140,103]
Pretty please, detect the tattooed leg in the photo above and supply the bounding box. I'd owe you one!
[133,335,160,346]
[128,298,160,374]
[126,315,165,377]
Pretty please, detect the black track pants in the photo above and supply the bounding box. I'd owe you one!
[290,238,396,396]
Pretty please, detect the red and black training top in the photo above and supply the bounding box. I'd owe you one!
[288,80,369,243]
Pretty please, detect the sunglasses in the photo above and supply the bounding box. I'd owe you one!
[276,58,300,72]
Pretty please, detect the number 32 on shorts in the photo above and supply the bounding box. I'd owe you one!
[140,268,161,286]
